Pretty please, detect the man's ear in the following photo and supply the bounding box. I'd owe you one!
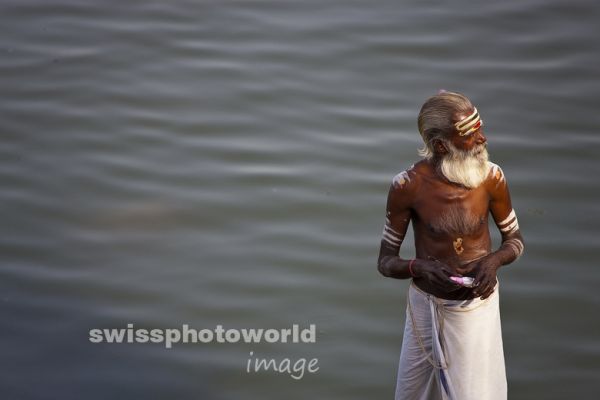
[433,139,448,155]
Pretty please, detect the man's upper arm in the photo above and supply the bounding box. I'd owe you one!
[487,162,524,257]
[379,169,415,257]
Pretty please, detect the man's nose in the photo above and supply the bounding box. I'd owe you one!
[476,130,487,145]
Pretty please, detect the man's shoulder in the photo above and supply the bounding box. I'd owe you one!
[390,160,429,191]
[484,161,507,190]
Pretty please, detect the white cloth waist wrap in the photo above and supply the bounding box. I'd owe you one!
[394,282,507,400]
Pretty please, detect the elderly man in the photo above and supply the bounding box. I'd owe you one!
[377,91,524,400]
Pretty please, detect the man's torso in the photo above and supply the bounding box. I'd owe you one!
[401,161,495,299]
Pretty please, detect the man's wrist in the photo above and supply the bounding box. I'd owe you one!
[410,258,423,278]
[485,253,502,271]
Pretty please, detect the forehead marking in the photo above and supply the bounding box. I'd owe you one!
[455,107,483,136]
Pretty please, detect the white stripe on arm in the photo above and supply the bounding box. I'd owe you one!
[498,209,520,235]
[382,217,404,247]
[504,237,524,259]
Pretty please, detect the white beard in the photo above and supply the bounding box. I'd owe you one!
[439,141,489,189]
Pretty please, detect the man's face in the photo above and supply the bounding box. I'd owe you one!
[437,108,490,189]
[449,108,487,152]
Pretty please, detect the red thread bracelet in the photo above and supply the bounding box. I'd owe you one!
[408,259,416,278]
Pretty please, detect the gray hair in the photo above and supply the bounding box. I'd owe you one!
[417,91,474,159]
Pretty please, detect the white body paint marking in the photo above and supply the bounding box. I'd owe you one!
[382,217,404,247]
[498,209,516,226]
[498,208,519,235]
[455,107,483,136]
[505,238,524,259]
[487,162,506,187]
[392,170,412,188]
[383,168,414,247]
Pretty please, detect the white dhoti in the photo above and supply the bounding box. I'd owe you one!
[394,282,507,400]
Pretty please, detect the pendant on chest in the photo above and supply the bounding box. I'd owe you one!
[453,237,464,255]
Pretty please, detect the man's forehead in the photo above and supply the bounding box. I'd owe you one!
[453,107,482,136]
[453,107,477,123]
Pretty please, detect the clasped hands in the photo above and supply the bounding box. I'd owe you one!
[415,255,499,299]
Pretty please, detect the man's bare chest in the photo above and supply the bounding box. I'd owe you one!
[412,185,490,237]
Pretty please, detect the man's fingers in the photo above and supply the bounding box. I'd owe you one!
[438,274,457,289]
[478,281,495,299]
[473,279,487,297]
[436,274,451,286]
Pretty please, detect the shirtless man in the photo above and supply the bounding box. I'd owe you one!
[378,91,524,400]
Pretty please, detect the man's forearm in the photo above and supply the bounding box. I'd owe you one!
[377,255,414,279]
[489,235,525,269]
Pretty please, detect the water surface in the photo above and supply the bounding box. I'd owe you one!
[1,0,599,399]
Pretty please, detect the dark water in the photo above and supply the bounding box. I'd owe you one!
[1,0,599,399]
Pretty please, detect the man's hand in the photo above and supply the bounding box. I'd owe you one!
[414,258,462,292]
[460,256,500,299]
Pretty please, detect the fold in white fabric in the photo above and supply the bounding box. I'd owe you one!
[394,282,507,400]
